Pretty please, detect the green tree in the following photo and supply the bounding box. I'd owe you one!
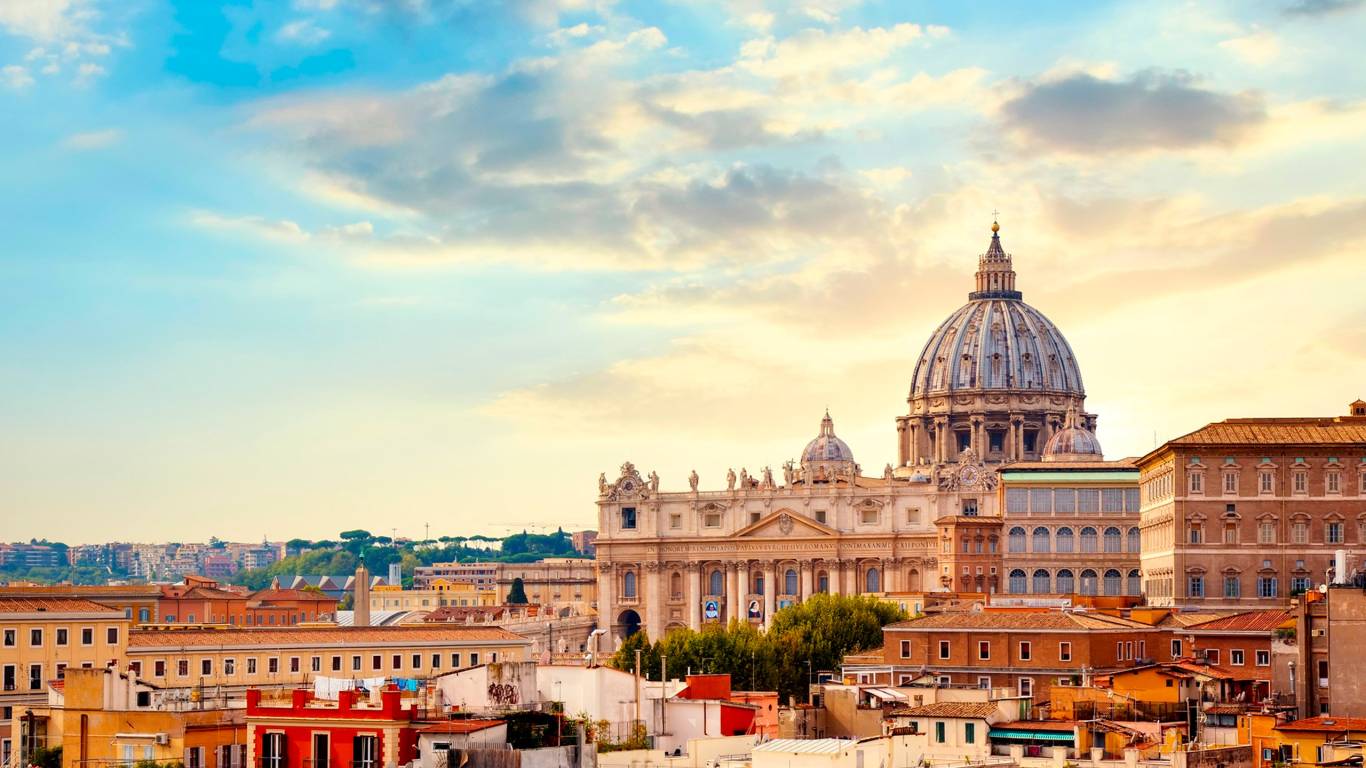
[507,577,529,604]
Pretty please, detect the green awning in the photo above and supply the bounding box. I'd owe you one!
[988,730,1074,743]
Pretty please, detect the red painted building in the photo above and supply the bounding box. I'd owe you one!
[246,686,419,768]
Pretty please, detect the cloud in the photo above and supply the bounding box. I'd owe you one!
[738,23,929,80]
[61,128,122,149]
[1,65,34,89]
[1218,30,1281,65]
[1283,0,1363,15]
[999,70,1266,154]
[189,210,311,244]
[276,19,332,46]
[0,0,92,41]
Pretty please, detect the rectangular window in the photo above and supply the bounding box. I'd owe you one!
[935,721,946,744]
[1260,473,1273,494]
[1188,575,1204,598]
[470,652,480,666]
[28,664,42,691]
[412,654,422,670]
[452,653,462,668]
[268,657,279,674]
[1189,473,1202,493]
[1223,524,1238,544]
[311,656,321,673]
[1224,472,1238,494]
[939,640,950,660]
[900,640,911,659]
[1139,641,1146,659]
[1294,471,1307,493]
[976,676,991,689]
[55,628,68,646]
[1328,522,1344,544]
[2,629,13,646]
[620,507,637,529]
[290,657,300,673]
[1256,650,1270,666]
[311,734,328,768]
[1328,472,1340,493]
[177,660,189,677]
[1171,639,1183,658]
[154,660,166,677]
[1189,525,1202,544]
[1019,678,1033,698]
[261,733,285,768]
[1293,522,1308,544]
[107,627,119,644]
[1059,642,1071,662]
[352,655,361,671]
[964,722,976,744]
[978,641,990,660]
[1225,576,1241,598]
[332,656,342,672]
[1206,649,1220,665]
[201,659,212,676]
[81,628,93,645]
[371,654,382,670]
[1259,522,1275,544]
[224,658,235,675]
[1019,641,1032,661]
[1231,650,1245,665]
[29,629,42,647]
[1258,577,1278,598]
[1125,641,1134,660]
[247,658,257,674]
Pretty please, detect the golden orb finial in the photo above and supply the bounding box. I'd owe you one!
[991,220,999,233]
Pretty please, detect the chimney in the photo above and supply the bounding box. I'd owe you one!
[354,564,371,627]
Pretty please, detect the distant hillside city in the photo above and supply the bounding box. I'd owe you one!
[0,528,598,588]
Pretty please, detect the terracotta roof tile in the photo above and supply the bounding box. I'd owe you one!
[1276,716,1366,733]
[1162,418,1366,448]
[127,625,528,649]
[892,702,998,719]
[0,597,122,614]
[1186,610,1293,633]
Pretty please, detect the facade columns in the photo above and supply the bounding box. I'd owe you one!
[726,561,741,623]
[844,559,858,594]
[597,563,614,641]
[762,560,777,629]
[644,563,662,640]
[800,561,814,600]
[907,421,918,466]
[830,560,843,595]
[885,558,899,593]
[687,564,702,630]
[970,415,984,457]
[1008,414,1023,461]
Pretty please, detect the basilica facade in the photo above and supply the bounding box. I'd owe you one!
[594,224,1108,642]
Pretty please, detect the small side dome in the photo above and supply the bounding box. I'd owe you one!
[1042,406,1103,462]
[802,410,856,466]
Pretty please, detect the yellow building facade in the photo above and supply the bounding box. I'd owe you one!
[10,667,246,768]
[1,597,132,764]
[368,581,497,612]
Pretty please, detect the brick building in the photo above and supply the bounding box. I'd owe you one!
[155,576,337,626]
[877,611,1174,702]
[1138,402,1366,607]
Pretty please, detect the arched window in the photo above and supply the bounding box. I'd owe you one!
[1032,569,1051,594]
[1056,527,1074,553]
[1127,527,1140,553]
[1008,527,1027,553]
[866,568,881,593]
[1104,527,1122,553]
[1008,569,1027,594]
[708,569,724,596]
[670,571,682,599]
[753,572,765,595]
[1080,569,1098,596]
[1127,569,1142,596]
[1032,527,1050,553]
[1080,527,1098,553]
[784,568,798,595]
[623,571,637,598]
[1056,569,1075,594]
[1103,568,1122,596]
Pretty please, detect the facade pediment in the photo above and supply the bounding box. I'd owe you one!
[733,510,837,538]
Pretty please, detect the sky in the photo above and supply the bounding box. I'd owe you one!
[2,0,1365,545]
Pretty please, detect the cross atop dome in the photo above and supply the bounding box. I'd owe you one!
[970,218,1021,300]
